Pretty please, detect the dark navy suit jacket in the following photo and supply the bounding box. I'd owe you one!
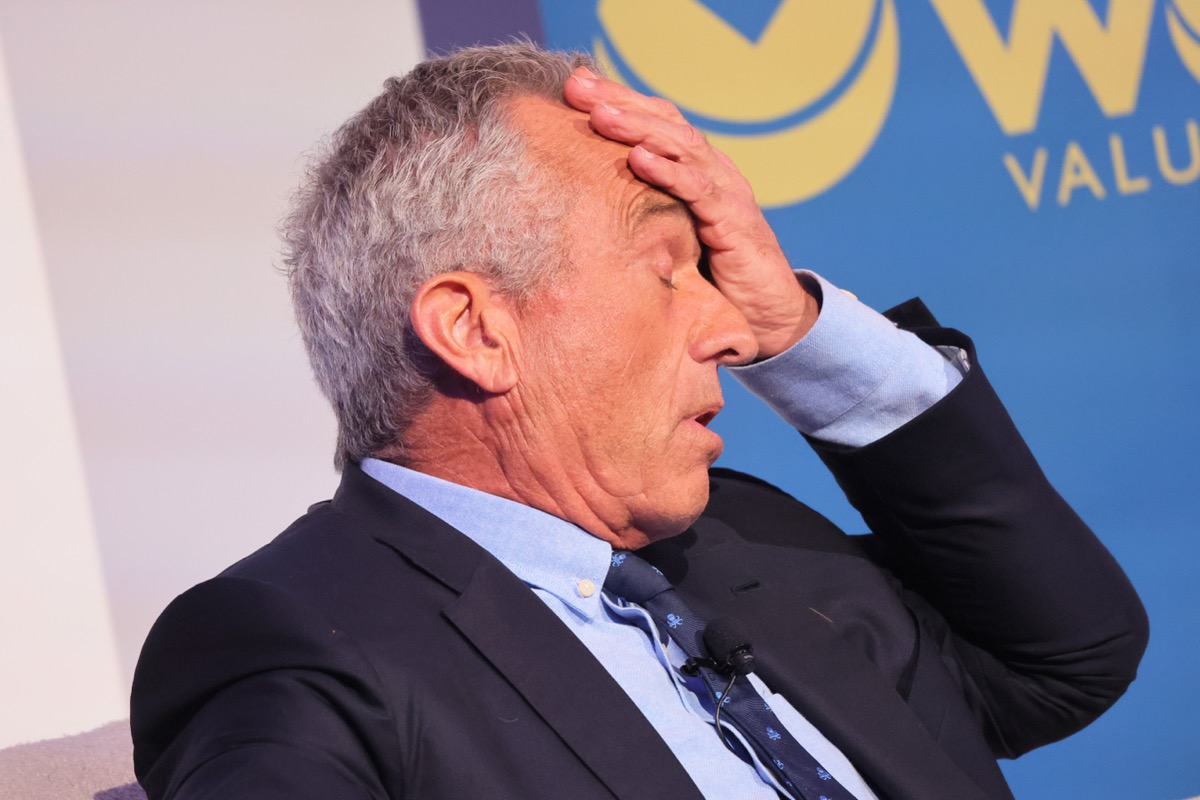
[131,305,1148,799]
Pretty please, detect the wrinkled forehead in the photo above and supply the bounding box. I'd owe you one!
[506,94,688,236]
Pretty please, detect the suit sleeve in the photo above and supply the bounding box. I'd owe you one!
[809,322,1149,758]
[131,576,402,799]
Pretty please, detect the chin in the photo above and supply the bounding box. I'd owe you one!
[635,478,711,547]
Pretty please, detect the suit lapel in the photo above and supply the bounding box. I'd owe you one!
[445,560,704,800]
[337,466,703,800]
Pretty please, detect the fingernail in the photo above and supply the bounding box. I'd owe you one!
[577,66,599,80]
[572,73,596,89]
[601,103,622,115]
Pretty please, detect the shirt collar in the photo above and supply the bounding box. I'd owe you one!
[360,457,613,621]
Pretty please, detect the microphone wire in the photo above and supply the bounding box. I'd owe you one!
[712,671,739,751]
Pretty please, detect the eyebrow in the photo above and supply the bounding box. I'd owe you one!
[627,193,691,235]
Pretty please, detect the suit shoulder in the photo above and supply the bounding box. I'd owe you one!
[131,573,402,794]
[212,498,416,612]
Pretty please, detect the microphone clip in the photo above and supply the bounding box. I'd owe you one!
[681,656,719,677]
[679,617,758,678]
[681,647,754,678]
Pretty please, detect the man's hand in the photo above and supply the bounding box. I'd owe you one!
[563,66,818,360]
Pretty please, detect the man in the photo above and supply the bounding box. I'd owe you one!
[131,43,1147,800]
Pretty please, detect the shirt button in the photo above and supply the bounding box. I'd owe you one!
[577,578,596,598]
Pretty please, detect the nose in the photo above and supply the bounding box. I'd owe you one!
[690,279,758,366]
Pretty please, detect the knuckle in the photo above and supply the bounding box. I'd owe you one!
[680,124,707,151]
[648,96,683,120]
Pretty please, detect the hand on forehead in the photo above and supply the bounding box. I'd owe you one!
[561,66,817,361]
[562,67,726,206]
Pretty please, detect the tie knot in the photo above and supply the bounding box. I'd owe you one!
[604,551,672,604]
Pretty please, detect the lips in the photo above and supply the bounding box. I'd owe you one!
[689,401,723,428]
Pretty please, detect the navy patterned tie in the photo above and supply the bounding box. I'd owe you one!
[605,550,857,800]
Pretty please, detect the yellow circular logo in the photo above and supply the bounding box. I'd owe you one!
[593,0,899,207]
[1167,0,1200,84]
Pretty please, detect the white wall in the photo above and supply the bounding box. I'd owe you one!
[0,28,123,747]
[0,1,424,747]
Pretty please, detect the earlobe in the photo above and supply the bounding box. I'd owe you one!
[410,272,519,394]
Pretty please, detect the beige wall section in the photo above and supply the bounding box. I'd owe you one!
[0,0,424,737]
[0,30,125,749]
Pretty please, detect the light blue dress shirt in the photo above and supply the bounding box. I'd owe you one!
[361,273,963,799]
[730,272,965,446]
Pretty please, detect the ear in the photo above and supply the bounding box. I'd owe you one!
[409,272,519,394]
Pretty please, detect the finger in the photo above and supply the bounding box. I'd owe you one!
[626,146,708,201]
[564,67,688,125]
[588,104,718,170]
[628,146,751,235]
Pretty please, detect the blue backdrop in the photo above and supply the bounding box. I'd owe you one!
[417,1,1200,797]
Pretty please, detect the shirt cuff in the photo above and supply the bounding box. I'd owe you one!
[728,271,965,447]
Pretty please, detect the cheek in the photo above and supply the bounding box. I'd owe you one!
[575,335,681,427]
[613,361,683,438]
[535,298,689,456]
[573,381,682,495]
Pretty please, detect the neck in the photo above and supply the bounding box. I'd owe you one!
[388,398,654,550]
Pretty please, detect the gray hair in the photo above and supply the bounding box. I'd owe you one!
[282,42,595,469]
